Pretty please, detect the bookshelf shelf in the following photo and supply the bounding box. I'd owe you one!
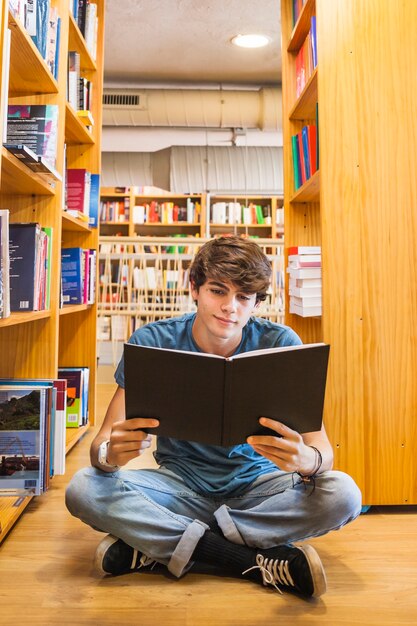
[66,423,90,453]
[289,68,318,120]
[0,496,32,544]
[59,303,90,316]
[0,310,51,328]
[290,170,320,203]
[62,211,92,232]
[65,103,95,145]
[8,10,58,96]
[1,148,56,195]
[287,0,316,52]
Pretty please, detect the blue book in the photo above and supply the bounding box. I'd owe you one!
[54,16,61,80]
[89,174,100,228]
[311,16,317,68]
[302,126,311,180]
[61,247,83,305]
[31,0,50,59]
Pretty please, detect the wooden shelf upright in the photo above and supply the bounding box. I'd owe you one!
[281,0,417,505]
[0,0,105,542]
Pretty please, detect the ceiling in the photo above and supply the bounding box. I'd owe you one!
[103,0,282,87]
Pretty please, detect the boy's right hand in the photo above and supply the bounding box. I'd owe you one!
[106,417,159,467]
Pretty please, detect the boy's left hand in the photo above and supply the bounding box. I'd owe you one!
[247,417,316,474]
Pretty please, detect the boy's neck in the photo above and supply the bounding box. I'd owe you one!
[192,317,242,357]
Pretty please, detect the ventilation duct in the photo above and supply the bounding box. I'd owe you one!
[102,87,281,132]
[101,146,283,195]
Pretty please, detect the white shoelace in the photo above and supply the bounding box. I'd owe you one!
[242,554,296,594]
[130,550,157,570]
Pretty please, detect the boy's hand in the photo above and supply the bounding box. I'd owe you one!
[106,417,159,467]
[247,417,317,475]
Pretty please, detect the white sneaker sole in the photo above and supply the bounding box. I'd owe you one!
[94,534,119,575]
[297,544,327,597]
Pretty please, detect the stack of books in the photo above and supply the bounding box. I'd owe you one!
[287,245,322,317]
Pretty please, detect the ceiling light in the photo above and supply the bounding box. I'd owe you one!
[231,34,271,48]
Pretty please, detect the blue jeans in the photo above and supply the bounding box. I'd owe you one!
[66,466,362,577]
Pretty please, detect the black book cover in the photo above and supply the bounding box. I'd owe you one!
[9,223,39,311]
[124,342,330,446]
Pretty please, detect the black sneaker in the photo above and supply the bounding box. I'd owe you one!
[94,534,157,576]
[243,543,327,598]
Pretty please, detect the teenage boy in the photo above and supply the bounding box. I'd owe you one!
[66,236,361,598]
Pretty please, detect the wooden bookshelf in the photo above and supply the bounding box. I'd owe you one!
[281,0,417,505]
[0,0,105,542]
[99,188,206,237]
[99,189,284,239]
[208,194,284,239]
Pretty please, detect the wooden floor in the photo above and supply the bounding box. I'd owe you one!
[1,382,417,625]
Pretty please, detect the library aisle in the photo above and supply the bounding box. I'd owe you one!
[0,378,416,624]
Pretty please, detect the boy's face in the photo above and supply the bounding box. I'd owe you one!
[191,278,258,352]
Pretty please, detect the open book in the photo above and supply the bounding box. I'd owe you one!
[124,342,330,446]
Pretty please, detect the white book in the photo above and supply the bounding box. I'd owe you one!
[290,295,322,307]
[133,204,145,224]
[287,245,321,255]
[289,277,322,289]
[287,267,322,279]
[289,286,322,298]
[290,301,322,317]
[288,254,321,268]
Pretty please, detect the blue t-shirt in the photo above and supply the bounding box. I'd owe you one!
[115,313,302,497]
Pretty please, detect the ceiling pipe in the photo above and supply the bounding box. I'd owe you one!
[102,86,282,132]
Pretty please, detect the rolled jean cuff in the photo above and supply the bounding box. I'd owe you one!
[214,504,246,546]
[168,519,209,578]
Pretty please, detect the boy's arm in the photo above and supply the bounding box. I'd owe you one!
[247,419,333,476]
[90,385,159,472]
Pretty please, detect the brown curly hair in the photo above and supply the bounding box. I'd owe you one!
[189,236,271,303]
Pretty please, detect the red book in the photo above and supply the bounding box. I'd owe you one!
[66,168,90,214]
[307,125,317,174]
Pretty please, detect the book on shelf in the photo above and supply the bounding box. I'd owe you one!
[67,50,81,110]
[66,168,91,216]
[6,105,59,169]
[287,245,321,255]
[0,383,53,496]
[84,2,98,60]
[89,174,100,228]
[30,0,50,60]
[46,5,60,79]
[61,247,83,304]
[0,209,10,319]
[289,285,322,298]
[58,367,90,428]
[3,144,62,181]
[289,276,322,289]
[290,295,322,308]
[77,109,94,127]
[9,222,50,312]
[61,245,96,306]
[124,342,330,446]
[288,254,321,268]
[287,266,322,280]
[289,301,322,318]
[310,15,317,68]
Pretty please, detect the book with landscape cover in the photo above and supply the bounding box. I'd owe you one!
[124,342,330,446]
[0,385,49,496]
